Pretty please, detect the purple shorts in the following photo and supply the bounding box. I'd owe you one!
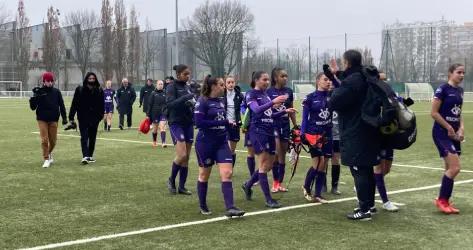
[104,105,114,114]
[227,126,241,142]
[433,135,461,158]
[152,114,167,124]
[249,130,275,155]
[309,139,333,158]
[170,124,194,144]
[379,148,394,161]
[195,138,233,167]
[274,123,291,142]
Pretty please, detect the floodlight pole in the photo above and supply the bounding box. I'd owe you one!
[175,0,179,66]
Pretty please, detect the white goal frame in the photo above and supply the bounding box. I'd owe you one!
[0,81,23,98]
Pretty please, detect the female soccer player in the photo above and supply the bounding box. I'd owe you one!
[166,64,195,195]
[432,63,465,214]
[147,80,167,148]
[301,73,333,203]
[241,71,296,208]
[224,76,245,167]
[267,67,297,193]
[194,75,245,217]
[103,80,115,131]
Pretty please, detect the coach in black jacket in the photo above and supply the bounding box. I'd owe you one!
[139,78,154,113]
[329,50,381,221]
[116,78,136,129]
[69,72,104,164]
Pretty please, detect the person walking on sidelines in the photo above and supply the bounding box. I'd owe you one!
[117,78,136,130]
[140,78,155,114]
[103,80,115,131]
[147,80,168,148]
[29,72,67,168]
[68,72,104,164]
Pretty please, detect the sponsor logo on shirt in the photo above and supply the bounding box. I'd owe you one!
[318,108,330,120]
[451,104,461,116]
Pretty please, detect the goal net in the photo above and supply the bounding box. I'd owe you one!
[291,80,315,100]
[404,83,434,102]
[0,81,23,98]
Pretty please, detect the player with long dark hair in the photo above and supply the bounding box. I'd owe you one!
[432,63,465,214]
[267,67,297,193]
[166,64,195,195]
[194,75,245,217]
[241,71,296,208]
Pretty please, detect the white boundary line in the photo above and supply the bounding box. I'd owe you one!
[20,179,473,250]
[32,132,473,174]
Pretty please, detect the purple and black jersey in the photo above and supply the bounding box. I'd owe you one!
[432,83,463,157]
[103,88,115,113]
[246,89,285,136]
[301,90,332,136]
[433,83,463,134]
[194,96,233,167]
[194,96,228,140]
[266,86,293,126]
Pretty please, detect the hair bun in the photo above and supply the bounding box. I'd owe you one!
[172,65,178,70]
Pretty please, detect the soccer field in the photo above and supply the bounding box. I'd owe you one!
[1,98,472,249]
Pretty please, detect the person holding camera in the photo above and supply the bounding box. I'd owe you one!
[166,64,195,195]
[116,78,136,130]
[29,72,67,168]
[68,72,104,165]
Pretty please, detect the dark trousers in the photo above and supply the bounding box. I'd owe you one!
[119,109,133,128]
[350,165,375,212]
[79,122,99,158]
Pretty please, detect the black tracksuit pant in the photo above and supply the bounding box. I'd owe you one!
[350,165,376,212]
[79,122,99,158]
[119,108,133,128]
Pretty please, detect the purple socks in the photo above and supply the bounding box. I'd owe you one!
[374,173,389,203]
[439,174,454,200]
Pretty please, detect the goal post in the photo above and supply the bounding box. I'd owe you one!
[404,82,434,102]
[0,81,23,98]
[291,80,315,100]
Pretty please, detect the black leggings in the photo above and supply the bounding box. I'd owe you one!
[119,109,133,128]
[79,123,99,158]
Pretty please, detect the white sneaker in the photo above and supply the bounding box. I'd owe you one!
[42,160,50,168]
[87,157,96,163]
[382,201,399,212]
[81,157,89,165]
[48,154,54,164]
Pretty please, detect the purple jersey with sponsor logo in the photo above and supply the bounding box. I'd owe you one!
[104,88,115,107]
[301,90,332,135]
[246,89,276,136]
[433,83,463,135]
[266,86,293,127]
[194,96,228,141]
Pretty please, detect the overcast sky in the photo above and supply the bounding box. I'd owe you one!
[2,0,473,59]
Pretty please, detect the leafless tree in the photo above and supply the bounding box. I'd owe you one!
[0,2,10,24]
[42,6,63,77]
[100,0,113,82]
[141,20,159,81]
[14,0,31,88]
[183,0,253,76]
[64,9,99,79]
[113,0,127,83]
[127,5,140,82]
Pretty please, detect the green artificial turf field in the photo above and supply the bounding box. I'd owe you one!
[1,98,472,249]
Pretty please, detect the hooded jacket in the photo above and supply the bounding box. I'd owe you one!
[140,83,155,113]
[68,72,105,126]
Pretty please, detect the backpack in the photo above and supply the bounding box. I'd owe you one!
[360,66,417,150]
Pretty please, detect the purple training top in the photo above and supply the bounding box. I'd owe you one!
[246,89,285,136]
[266,86,294,128]
[194,96,228,140]
[433,83,463,136]
[301,90,332,135]
[104,88,115,107]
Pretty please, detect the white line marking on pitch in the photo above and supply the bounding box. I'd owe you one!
[375,200,406,206]
[19,179,473,250]
[33,132,473,174]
